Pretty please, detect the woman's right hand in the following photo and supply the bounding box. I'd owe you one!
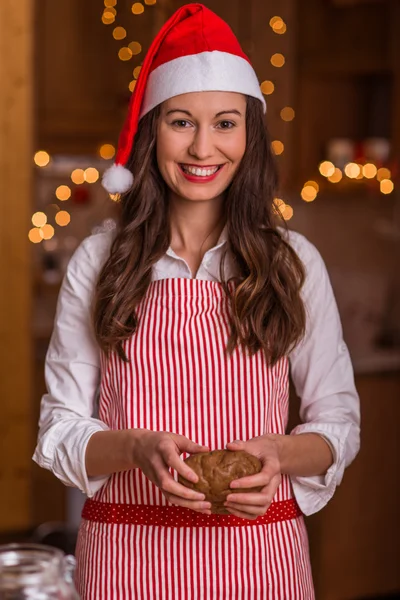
[131,429,212,514]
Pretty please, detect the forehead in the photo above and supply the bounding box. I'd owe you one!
[161,91,246,115]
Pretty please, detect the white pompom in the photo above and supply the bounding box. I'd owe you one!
[102,163,134,194]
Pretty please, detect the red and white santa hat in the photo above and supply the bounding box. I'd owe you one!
[102,3,266,194]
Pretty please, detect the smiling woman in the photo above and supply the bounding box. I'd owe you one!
[157,92,247,201]
[33,3,360,599]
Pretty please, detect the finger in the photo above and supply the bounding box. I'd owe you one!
[226,506,258,520]
[163,446,202,484]
[225,501,267,516]
[230,466,278,489]
[167,493,212,514]
[225,492,271,506]
[172,434,210,456]
[152,456,205,501]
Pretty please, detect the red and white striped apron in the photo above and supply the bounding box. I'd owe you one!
[75,278,315,599]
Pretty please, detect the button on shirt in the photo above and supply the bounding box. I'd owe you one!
[33,227,360,516]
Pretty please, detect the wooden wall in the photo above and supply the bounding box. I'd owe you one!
[0,0,33,531]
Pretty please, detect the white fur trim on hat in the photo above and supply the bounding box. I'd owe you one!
[140,51,266,118]
[102,163,134,194]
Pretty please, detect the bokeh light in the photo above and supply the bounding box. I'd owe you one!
[129,80,137,93]
[271,140,284,155]
[128,41,142,55]
[280,107,295,122]
[32,212,47,228]
[34,151,50,167]
[113,27,127,40]
[377,167,391,181]
[132,3,145,14]
[28,228,43,243]
[328,168,343,183]
[55,211,71,226]
[362,163,377,179]
[41,224,55,240]
[84,168,99,184]
[301,185,318,202]
[119,47,133,61]
[133,66,142,79]
[55,185,71,201]
[344,162,361,179]
[380,179,394,194]
[260,80,275,95]
[71,169,85,185]
[304,180,319,192]
[99,144,116,159]
[271,53,285,67]
[319,161,335,177]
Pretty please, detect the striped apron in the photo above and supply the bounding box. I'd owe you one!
[75,278,315,599]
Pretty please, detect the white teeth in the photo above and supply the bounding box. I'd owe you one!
[182,165,219,177]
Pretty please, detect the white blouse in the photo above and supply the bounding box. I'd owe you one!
[33,226,360,516]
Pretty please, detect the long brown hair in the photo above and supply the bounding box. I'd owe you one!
[93,96,306,365]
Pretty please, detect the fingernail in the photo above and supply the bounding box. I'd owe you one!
[201,502,212,509]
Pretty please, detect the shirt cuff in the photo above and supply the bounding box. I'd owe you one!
[288,422,352,515]
[33,420,110,498]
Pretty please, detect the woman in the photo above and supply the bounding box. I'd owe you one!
[33,4,360,599]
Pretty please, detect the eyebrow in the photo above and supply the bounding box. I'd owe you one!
[165,109,243,117]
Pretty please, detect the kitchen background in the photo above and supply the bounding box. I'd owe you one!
[0,0,399,598]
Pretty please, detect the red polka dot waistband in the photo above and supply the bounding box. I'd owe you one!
[82,498,302,528]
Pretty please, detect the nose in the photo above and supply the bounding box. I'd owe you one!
[188,125,214,160]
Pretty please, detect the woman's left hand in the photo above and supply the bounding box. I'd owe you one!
[224,435,282,520]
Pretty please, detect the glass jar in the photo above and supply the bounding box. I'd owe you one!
[0,543,80,599]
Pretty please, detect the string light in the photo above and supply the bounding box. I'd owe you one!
[363,163,377,179]
[71,169,85,184]
[271,140,284,155]
[113,27,127,40]
[99,144,116,159]
[55,211,71,226]
[128,41,142,55]
[55,185,71,201]
[280,107,295,122]
[380,179,394,194]
[32,212,47,228]
[319,161,335,177]
[270,53,285,68]
[260,80,274,95]
[132,2,144,14]
[34,151,50,167]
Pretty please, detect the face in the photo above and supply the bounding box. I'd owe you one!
[156,91,247,203]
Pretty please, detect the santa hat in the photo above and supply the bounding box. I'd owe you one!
[102,3,266,194]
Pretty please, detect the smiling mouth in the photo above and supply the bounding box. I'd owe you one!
[180,164,224,177]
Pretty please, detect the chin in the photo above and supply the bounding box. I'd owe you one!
[177,184,228,203]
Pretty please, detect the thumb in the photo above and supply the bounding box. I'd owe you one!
[226,439,245,449]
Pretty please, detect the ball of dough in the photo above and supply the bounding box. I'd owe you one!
[178,449,263,515]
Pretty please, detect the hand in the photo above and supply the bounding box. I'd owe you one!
[133,430,212,514]
[224,435,282,520]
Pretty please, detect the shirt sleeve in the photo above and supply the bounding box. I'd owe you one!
[32,232,114,497]
[287,231,361,516]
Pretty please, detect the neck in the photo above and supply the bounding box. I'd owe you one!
[168,193,225,254]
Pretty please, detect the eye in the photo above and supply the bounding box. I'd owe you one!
[171,119,192,128]
[217,120,235,130]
